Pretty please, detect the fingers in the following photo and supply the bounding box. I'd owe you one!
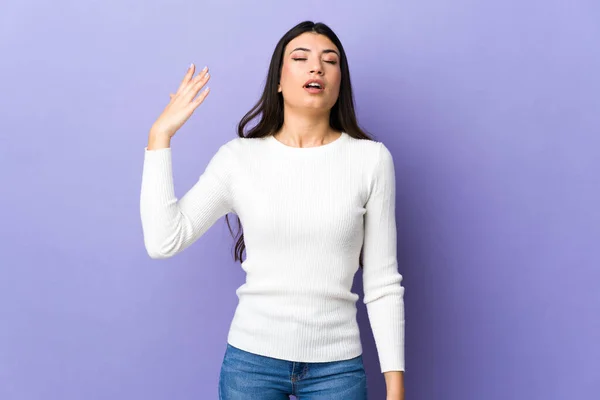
[187,87,210,112]
[175,63,196,95]
[189,86,210,110]
[181,69,210,102]
[169,63,210,112]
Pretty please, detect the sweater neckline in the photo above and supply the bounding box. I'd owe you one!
[268,131,347,152]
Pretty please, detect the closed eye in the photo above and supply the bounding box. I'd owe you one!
[292,58,337,65]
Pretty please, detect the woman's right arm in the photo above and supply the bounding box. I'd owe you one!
[140,140,234,259]
[140,63,233,259]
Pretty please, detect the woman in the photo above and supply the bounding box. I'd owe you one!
[140,21,405,400]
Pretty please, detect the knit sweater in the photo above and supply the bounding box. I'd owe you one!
[140,131,405,373]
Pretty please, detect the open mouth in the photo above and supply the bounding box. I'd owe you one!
[304,82,323,89]
[304,81,324,93]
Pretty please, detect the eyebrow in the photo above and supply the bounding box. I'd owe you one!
[289,47,340,57]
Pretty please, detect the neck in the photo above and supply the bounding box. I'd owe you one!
[275,109,339,147]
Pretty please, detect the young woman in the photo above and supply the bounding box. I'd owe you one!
[140,21,405,400]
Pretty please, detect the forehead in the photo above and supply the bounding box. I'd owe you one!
[285,32,338,53]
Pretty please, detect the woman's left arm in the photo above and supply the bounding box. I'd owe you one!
[384,371,405,399]
[362,142,406,397]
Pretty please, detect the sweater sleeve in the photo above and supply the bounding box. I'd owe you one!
[140,143,234,259]
[362,142,406,373]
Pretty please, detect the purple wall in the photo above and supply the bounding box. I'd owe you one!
[1,1,598,399]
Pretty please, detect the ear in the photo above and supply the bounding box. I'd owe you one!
[278,83,282,92]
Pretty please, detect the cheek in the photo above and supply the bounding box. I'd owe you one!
[330,73,342,93]
[280,63,289,81]
[280,63,300,86]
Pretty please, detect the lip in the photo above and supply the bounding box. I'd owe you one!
[303,78,325,89]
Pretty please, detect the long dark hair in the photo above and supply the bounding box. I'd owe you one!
[225,20,374,269]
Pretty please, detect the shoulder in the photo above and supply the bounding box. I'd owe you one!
[344,135,395,194]
[219,135,264,153]
[210,136,256,158]
[345,134,392,166]
[208,136,266,171]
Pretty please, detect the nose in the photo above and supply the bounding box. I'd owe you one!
[309,61,324,75]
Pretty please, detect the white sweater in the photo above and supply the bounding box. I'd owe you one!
[140,132,405,373]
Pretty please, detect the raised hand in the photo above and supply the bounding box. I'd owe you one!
[149,63,211,139]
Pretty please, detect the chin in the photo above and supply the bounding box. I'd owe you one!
[303,98,335,109]
[284,96,334,112]
[302,104,332,114]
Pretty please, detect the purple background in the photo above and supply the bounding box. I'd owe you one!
[1,0,599,399]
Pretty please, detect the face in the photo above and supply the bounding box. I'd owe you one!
[278,32,342,112]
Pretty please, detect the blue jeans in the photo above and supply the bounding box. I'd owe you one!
[218,343,368,399]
